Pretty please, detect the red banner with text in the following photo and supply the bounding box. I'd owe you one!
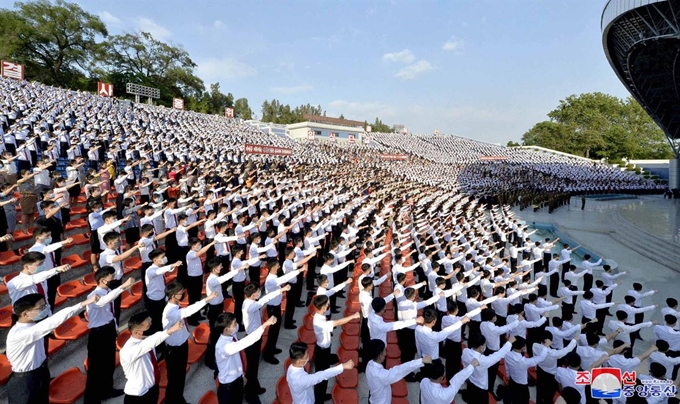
[244,143,293,156]
[381,154,408,161]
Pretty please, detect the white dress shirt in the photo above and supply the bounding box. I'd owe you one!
[264,271,300,307]
[533,339,578,375]
[216,327,265,384]
[206,270,241,306]
[415,322,464,359]
[6,303,83,372]
[608,320,653,344]
[120,331,171,396]
[555,367,586,404]
[579,300,614,320]
[99,248,124,280]
[286,363,343,404]
[648,351,680,380]
[420,364,475,404]
[243,290,283,334]
[654,325,680,351]
[505,348,548,384]
[367,358,423,404]
[397,295,439,329]
[461,342,512,389]
[368,312,416,344]
[162,300,207,346]
[7,269,57,310]
[313,313,335,349]
[480,320,519,351]
[145,264,175,301]
[86,286,125,328]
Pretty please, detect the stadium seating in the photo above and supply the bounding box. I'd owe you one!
[49,367,87,404]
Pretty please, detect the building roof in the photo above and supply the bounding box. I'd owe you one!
[302,114,365,128]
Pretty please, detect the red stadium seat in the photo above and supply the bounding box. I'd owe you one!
[332,384,358,404]
[193,323,210,345]
[158,387,166,404]
[391,379,408,398]
[339,332,359,351]
[336,368,358,389]
[120,290,141,309]
[69,233,90,246]
[124,256,142,274]
[0,251,20,266]
[69,206,87,216]
[0,283,6,295]
[3,271,19,285]
[0,306,13,328]
[130,281,144,296]
[187,339,207,364]
[49,367,87,403]
[62,254,88,269]
[57,279,92,298]
[64,218,88,231]
[47,338,66,358]
[54,316,90,340]
[198,390,218,404]
[11,230,32,242]
[337,346,358,364]
[276,376,292,404]
[0,354,11,385]
[82,273,97,287]
[117,329,131,350]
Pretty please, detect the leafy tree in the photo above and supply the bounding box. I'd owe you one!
[0,0,107,87]
[371,117,391,132]
[522,92,673,160]
[506,140,520,147]
[96,31,204,105]
[339,114,345,119]
[234,98,253,120]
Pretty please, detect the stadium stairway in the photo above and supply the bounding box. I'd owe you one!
[608,209,680,273]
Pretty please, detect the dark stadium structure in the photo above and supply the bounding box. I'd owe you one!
[602,0,680,187]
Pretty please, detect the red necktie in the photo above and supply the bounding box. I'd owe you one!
[183,317,189,333]
[36,282,46,300]
[50,252,56,268]
[149,350,160,384]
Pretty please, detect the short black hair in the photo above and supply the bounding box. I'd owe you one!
[468,333,486,349]
[13,293,44,316]
[244,283,259,297]
[289,341,307,361]
[215,312,237,335]
[165,280,185,298]
[313,295,329,310]
[95,266,115,283]
[129,311,151,332]
[371,297,386,313]
[370,339,386,361]
[423,359,445,380]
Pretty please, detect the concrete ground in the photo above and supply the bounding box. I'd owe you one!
[1,195,679,403]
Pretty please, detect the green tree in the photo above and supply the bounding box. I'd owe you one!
[234,98,253,120]
[371,117,391,132]
[506,140,520,147]
[96,31,204,105]
[0,0,107,87]
[339,114,345,120]
[522,92,673,160]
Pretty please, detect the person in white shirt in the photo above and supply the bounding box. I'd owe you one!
[215,311,276,403]
[8,251,72,317]
[367,338,430,403]
[311,295,361,402]
[532,332,580,404]
[661,298,680,331]
[416,308,468,362]
[84,267,134,403]
[649,340,680,380]
[98,232,141,323]
[608,310,656,348]
[286,341,354,404]
[397,287,440,367]
[461,333,514,404]
[316,275,352,317]
[628,282,658,343]
[6,293,99,404]
[242,282,289,402]
[505,336,549,404]
[263,259,300,365]
[144,249,182,340]
[579,290,614,327]
[368,296,422,345]
[185,237,215,326]
[420,356,478,404]
[556,351,610,404]
[120,311,184,403]
[162,281,217,404]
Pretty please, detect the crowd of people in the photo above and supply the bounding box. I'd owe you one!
[0,76,677,404]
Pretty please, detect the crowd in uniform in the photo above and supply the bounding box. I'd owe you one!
[0,76,677,404]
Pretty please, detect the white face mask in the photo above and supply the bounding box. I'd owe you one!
[32,306,50,321]
[161,257,168,265]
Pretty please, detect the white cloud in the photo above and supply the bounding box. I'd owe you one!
[196,57,257,82]
[394,60,434,80]
[99,11,121,26]
[442,37,464,52]
[135,17,171,40]
[213,20,226,29]
[270,85,313,94]
[382,49,416,64]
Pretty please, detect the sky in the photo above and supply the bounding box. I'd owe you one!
[5,0,632,144]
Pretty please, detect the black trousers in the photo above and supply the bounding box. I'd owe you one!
[561,262,570,281]
[549,272,559,297]
[165,341,189,404]
[84,321,117,403]
[248,265,261,288]
[397,328,416,364]
[468,381,490,404]
[46,273,60,313]
[145,297,166,335]
[263,305,282,358]
[218,376,244,404]
[313,344,333,404]
[7,362,50,404]
[595,308,608,334]
[205,303,223,368]
[468,320,481,338]
[536,366,557,404]
[186,275,203,323]
[233,281,245,325]
[124,385,159,404]
[484,347,499,392]
[360,316,371,368]
[562,303,574,319]
[444,340,462,382]
[244,337,262,399]
[508,379,530,404]
[583,273,593,292]
[141,262,152,300]
[284,282,301,326]
[165,232,178,263]
[305,256,318,293]
[632,309,644,342]
[176,246,189,283]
